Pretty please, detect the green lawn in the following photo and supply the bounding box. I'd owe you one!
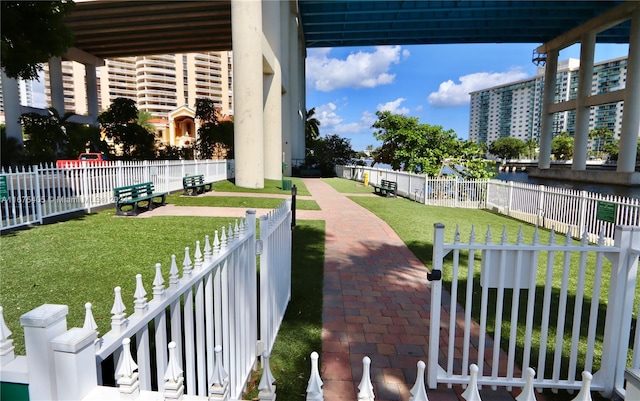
[212,178,311,196]
[321,177,375,194]
[167,193,320,210]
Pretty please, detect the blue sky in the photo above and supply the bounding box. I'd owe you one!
[305,42,630,152]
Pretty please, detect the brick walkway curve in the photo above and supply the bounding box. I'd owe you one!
[302,178,538,401]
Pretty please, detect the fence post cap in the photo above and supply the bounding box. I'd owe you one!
[20,304,68,328]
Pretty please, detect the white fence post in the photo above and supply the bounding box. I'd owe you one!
[258,351,276,401]
[536,185,545,227]
[515,368,536,401]
[427,223,444,389]
[461,364,481,401]
[20,304,68,401]
[51,327,98,400]
[0,306,15,366]
[357,356,374,401]
[409,361,428,401]
[597,226,640,396]
[306,351,323,401]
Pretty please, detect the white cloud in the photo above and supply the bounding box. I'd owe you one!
[376,98,409,115]
[427,68,529,108]
[315,102,376,136]
[306,46,403,92]
[315,103,343,128]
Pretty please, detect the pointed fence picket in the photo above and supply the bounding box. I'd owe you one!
[303,351,597,401]
[0,200,293,401]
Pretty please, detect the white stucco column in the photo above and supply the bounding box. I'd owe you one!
[169,117,175,146]
[618,8,640,173]
[573,32,595,171]
[48,57,65,114]
[538,49,559,169]
[1,69,23,145]
[288,11,301,169]
[232,0,264,188]
[280,1,293,172]
[263,0,283,180]
[298,34,306,162]
[85,64,99,126]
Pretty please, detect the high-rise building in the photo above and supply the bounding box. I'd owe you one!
[469,57,628,148]
[0,74,36,124]
[42,51,233,147]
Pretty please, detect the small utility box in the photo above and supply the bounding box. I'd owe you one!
[480,250,535,289]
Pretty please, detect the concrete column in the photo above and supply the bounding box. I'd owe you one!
[263,0,283,180]
[20,304,68,401]
[51,328,98,400]
[293,35,307,162]
[298,34,307,162]
[288,16,303,169]
[280,1,293,171]
[48,57,65,114]
[85,64,99,126]
[1,69,24,146]
[232,0,264,188]
[169,117,175,146]
[618,8,640,173]
[538,49,559,169]
[573,32,595,171]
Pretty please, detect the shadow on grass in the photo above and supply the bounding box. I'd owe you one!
[244,220,325,401]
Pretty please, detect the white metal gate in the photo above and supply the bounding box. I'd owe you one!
[427,223,640,397]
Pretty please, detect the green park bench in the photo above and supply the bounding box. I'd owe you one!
[372,179,397,198]
[182,174,214,196]
[113,182,167,216]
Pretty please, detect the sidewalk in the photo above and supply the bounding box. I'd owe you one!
[302,178,538,401]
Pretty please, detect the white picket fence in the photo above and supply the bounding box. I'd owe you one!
[0,201,292,401]
[303,351,598,401]
[337,165,640,245]
[427,224,640,399]
[0,159,235,231]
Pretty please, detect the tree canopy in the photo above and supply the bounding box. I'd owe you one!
[1,1,75,80]
[307,134,356,176]
[98,98,156,160]
[488,137,526,161]
[551,132,574,160]
[371,111,494,178]
[194,98,233,159]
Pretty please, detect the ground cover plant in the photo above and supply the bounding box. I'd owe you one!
[212,178,311,196]
[167,193,320,210]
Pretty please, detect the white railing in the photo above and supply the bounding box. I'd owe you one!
[0,202,293,401]
[259,200,293,355]
[427,223,640,397]
[1,159,235,231]
[336,165,640,244]
[304,351,597,401]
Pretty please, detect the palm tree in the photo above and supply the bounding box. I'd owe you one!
[137,110,156,133]
[305,108,321,148]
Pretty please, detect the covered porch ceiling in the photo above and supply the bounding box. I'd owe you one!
[63,1,633,60]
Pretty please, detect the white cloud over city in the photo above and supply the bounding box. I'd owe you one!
[306,46,407,92]
[427,68,529,108]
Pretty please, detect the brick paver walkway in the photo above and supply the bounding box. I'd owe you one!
[302,178,538,401]
[143,179,542,400]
